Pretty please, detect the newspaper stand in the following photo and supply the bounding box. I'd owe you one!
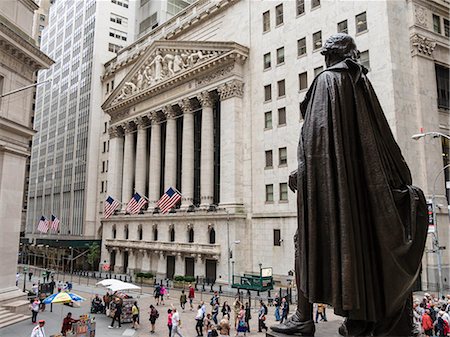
[108,293,134,323]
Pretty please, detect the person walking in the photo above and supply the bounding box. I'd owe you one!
[244,302,251,333]
[180,290,187,311]
[160,285,167,305]
[203,313,213,337]
[131,301,139,329]
[28,271,33,282]
[108,298,122,328]
[232,297,241,328]
[154,284,161,305]
[188,284,195,311]
[171,307,185,337]
[274,293,281,321]
[30,298,40,323]
[195,304,204,336]
[315,303,327,323]
[258,301,268,333]
[212,300,219,324]
[236,305,247,336]
[422,309,433,336]
[280,298,288,324]
[167,309,173,337]
[30,320,46,337]
[221,301,231,319]
[149,304,159,333]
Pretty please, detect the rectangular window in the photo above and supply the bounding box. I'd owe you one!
[277,80,286,97]
[299,72,308,90]
[314,66,323,77]
[297,37,306,56]
[278,107,286,126]
[277,47,285,64]
[108,43,123,53]
[111,80,115,90]
[436,64,449,110]
[433,15,441,34]
[264,111,273,129]
[39,25,45,31]
[279,147,287,165]
[104,122,108,133]
[103,141,107,153]
[40,14,45,21]
[313,31,322,50]
[360,50,370,70]
[273,229,281,246]
[280,183,288,201]
[312,0,320,8]
[106,83,110,93]
[265,150,273,168]
[263,52,271,69]
[263,11,270,32]
[356,12,367,33]
[266,184,274,202]
[444,19,449,37]
[264,84,272,101]
[275,4,283,26]
[296,0,304,16]
[101,181,104,193]
[338,20,348,34]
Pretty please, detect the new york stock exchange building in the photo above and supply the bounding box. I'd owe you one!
[98,0,450,288]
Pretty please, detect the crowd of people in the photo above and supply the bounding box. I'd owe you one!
[414,293,450,336]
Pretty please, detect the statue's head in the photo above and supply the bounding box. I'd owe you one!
[321,33,360,67]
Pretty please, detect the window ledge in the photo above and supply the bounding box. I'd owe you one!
[263,29,270,34]
[278,123,287,128]
[265,166,273,170]
[264,99,272,104]
[263,67,272,72]
[276,62,285,67]
[264,127,273,131]
[355,29,368,37]
[265,201,274,204]
[313,47,323,53]
[297,53,307,60]
[279,200,289,203]
[296,12,305,19]
[298,88,308,93]
[278,163,288,167]
[311,5,321,11]
[277,95,286,99]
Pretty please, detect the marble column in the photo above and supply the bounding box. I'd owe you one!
[198,91,215,207]
[156,251,166,280]
[163,105,177,191]
[128,250,136,274]
[195,254,204,278]
[115,250,124,273]
[175,253,185,276]
[135,117,149,195]
[179,98,195,208]
[148,112,161,208]
[141,251,151,272]
[218,80,245,209]
[107,126,124,200]
[121,122,136,209]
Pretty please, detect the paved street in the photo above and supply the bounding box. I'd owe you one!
[0,280,342,337]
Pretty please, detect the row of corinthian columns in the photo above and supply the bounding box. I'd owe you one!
[107,79,244,212]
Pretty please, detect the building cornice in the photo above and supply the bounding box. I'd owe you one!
[410,0,450,15]
[20,0,39,11]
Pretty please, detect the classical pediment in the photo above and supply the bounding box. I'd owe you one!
[102,40,249,114]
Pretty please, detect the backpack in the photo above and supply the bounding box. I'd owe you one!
[210,297,215,306]
[155,309,159,318]
[264,305,268,315]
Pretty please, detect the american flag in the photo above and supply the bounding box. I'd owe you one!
[104,196,120,219]
[50,214,60,231]
[37,216,49,233]
[126,192,147,214]
[157,187,182,214]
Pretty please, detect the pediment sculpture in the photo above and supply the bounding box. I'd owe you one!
[113,48,221,104]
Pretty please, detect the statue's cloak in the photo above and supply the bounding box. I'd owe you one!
[296,59,428,321]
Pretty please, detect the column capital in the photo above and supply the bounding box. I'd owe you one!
[135,115,151,129]
[218,79,244,100]
[162,105,177,119]
[122,121,136,133]
[108,125,124,138]
[197,91,214,108]
[179,98,194,114]
[149,111,161,123]
[410,33,436,58]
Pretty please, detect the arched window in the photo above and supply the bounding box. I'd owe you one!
[170,227,175,242]
[188,228,194,243]
[112,225,116,239]
[209,228,216,244]
[124,225,129,240]
[153,228,158,241]
[138,225,143,240]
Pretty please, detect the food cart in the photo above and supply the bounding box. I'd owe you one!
[108,292,135,323]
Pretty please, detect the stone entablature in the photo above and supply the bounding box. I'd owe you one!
[102,41,248,117]
[105,239,221,258]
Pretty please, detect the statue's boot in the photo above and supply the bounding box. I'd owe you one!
[338,319,374,336]
[270,312,315,336]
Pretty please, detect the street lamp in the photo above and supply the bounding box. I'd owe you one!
[412,131,448,297]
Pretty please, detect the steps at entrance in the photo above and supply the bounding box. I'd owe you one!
[0,307,30,329]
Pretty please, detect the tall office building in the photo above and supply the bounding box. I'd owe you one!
[99,0,449,291]
[25,0,137,259]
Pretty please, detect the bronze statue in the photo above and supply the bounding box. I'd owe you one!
[270,34,428,336]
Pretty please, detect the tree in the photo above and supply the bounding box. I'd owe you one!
[87,243,100,270]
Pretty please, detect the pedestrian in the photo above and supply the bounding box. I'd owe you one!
[16,273,20,287]
[57,280,63,293]
[188,284,195,311]
[437,311,449,336]
[201,301,207,318]
[422,309,433,336]
[221,301,231,319]
[203,313,213,337]
[236,305,247,336]
[171,307,184,337]
[180,290,187,311]
[274,293,281,321]
[61,312,79,336]
[108,298,122,328]
[49,279,55,294]
[232,297,241,328]
[167,308,173,337]
[154,284,161,305]
[315,303,327,323]
[211,291,220,307]
[280,298,288,323]
[28,271,33,282]
[244,302,251,333]
[160,285,167,305]
[219,318,231,337]
[148,304,159,333]
[195,304,204,337]
[258,301,268,333]
[30,298,40,323]
[132,301,139,329]
[32,283,38,295]
[103,291,111,309]
[30,319,46,337]
[212,300,219,324]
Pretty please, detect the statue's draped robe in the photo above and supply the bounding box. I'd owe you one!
[296,59,428,322]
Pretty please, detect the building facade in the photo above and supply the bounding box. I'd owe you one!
[99,0,450,290]
[0,0,52,306]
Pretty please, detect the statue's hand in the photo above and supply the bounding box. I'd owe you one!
[289,170,298,192]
